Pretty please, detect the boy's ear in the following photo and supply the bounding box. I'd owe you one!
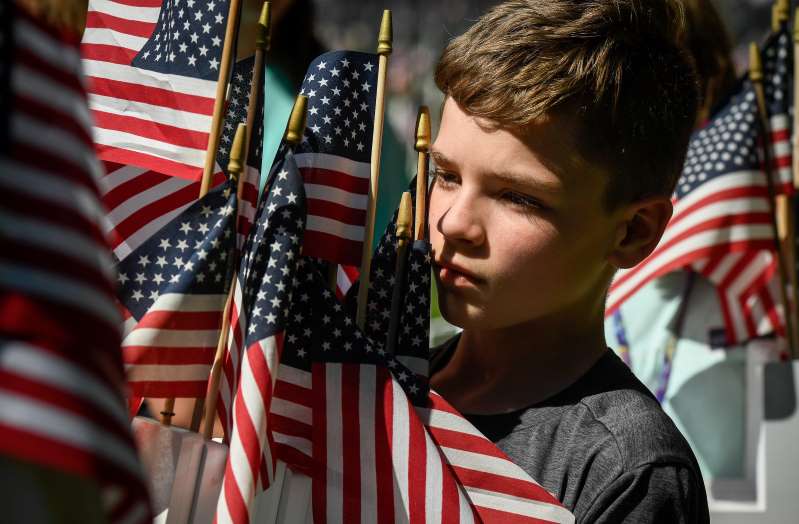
[607,197,672,270]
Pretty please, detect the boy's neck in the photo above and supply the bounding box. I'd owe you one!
[431,314,608,415]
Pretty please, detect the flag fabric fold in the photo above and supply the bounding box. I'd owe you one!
[607,76,785,343]
[215,150,307,523]
[295,50,379,266]
[82,0,233,180]
[0,4,151,522]
[118,180,237,397]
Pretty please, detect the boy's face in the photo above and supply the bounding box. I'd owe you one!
[429,99,624,331]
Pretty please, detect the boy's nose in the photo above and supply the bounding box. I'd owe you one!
[437,193,486,247]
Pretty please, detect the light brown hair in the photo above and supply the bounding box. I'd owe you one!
[435,0,700,209]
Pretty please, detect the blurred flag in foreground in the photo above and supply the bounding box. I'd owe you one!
[0,4,151,522]
[81,0,232,179]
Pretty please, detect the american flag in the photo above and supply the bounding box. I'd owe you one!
[359,179,432,378]
[217,181,572,522]
[218,55,265,250]
[606,76,784,343]
[295,50,378,266]
[763,26,792,193]
[0,4,151,523]
[81,0,232,180]
[216,151,307,524]
[99,54,258,263]
[266,256,572,523]
[118,181,237,397]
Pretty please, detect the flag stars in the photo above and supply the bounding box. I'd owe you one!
[176,239,189,251]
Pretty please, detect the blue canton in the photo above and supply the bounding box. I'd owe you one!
[763,27,792,119]
[349,177,432,377]
[217,55,264,174]
[240,151,306,345]
[676,81,760,200]
[132,0,231,81]
[117,180,237,320]
[297,50,379,163]
[280,257,429,406]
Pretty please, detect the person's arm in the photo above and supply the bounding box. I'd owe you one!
[579,463,709,524]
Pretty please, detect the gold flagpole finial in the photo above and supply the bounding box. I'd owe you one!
[396,192,413,242]
[285,95,308,146]
[377,10,393,55]
[228,123,247,177]
[749,43,763,83]
[794,7,799,41]
[415,106,431,153]
[257,2,272,51]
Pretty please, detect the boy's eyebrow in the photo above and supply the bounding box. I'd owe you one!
[431,149,561,195]
[430,150,454,167]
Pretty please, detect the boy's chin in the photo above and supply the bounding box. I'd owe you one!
[438,299,490,330]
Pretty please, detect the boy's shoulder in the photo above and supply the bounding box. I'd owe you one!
[462,349,708,521]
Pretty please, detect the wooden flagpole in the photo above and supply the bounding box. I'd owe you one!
[750,42,798,356]
[160,0,246,427]
[200,124,247,439]
[414,106,431,241]
[199,0,244,198]
[199,3,273,438]
[386,192,413,355]
[356,10,392,329]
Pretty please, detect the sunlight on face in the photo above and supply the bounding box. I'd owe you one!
[428,99,619,331]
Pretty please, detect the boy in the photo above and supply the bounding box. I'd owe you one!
[427,1,709,522]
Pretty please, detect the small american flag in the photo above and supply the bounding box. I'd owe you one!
[119,181,237,397]
[270,256,572,523]
[216,151,307,523]
[607,75,783,343]
[231,187,573,523]
[359,179,432,378]
[295,50,379,266]
[82,0,232,179]
[218,55,265,250]
[763,26,792,193]
[99,54,259,263]
[0,4,151,522]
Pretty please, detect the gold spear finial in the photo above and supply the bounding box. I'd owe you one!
[377,10,393,55]
[396,192,413,241]
[749,43,763,83]
[285,95,308,146]
[256,2,272,51]
[415,106,431,153]
[228,123,247,179]
[773,0,790,31]
[794,7,799,42]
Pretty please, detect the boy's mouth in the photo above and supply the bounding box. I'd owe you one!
[434,259,483,287]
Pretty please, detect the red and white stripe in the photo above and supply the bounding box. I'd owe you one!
[336,264,359,300]
[296,152,369,266]
[607,170,775,316]
[82,0,218,180]
[217,278,246,441]
[100,162,203,261]
[420,392,574,523]
[237,164,261,251]
[770,113,792,193]
[215,334,283,524]
[311,363,573,523]
[0,7,150,522]
[692,249,784,343]
[122,292,226,397]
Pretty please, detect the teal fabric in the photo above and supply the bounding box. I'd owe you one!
[260,64,410,247]
[604,272,747,480]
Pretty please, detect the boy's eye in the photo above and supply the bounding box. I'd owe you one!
[431,169,459,188]
[501,191,543,211]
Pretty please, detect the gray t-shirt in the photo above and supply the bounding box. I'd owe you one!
[431,340,710,523]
